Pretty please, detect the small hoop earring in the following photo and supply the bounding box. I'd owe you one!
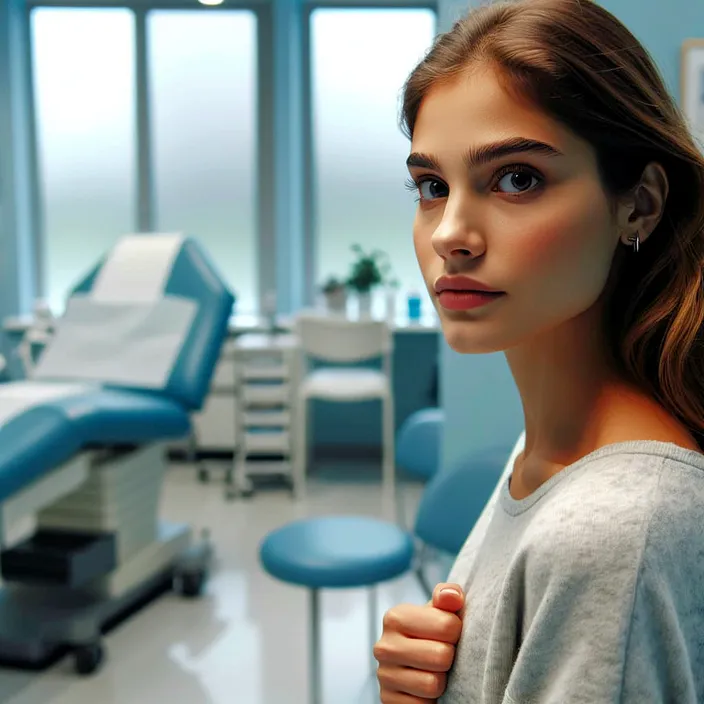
[627,232,640,254]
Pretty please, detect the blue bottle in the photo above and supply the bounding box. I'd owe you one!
[407,291,422,321]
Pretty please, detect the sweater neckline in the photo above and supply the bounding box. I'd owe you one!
[499,440,704,517]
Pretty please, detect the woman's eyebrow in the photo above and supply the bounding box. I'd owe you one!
[406,137,565,171]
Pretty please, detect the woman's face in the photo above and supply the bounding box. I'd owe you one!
[409,63,622,354]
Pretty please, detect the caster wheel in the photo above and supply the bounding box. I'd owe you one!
[226,486,254,500]
[180,570,207,598]
[74,642,105,676]
[225,476,254,500]
[197,467,210,483]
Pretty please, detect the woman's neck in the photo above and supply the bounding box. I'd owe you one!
[504,303,698,498]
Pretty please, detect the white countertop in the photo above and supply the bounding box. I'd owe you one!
[3,311,439,336]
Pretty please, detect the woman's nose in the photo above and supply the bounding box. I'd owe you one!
[432,223,486,261]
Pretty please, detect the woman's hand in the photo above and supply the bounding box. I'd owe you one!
[374,582,465,703]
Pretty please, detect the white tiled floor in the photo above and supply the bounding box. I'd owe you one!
[0,461,441,704]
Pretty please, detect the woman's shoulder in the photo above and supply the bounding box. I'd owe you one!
[563,439,704,498]
[580,440,704,511]
[527,441,704,569]
[602,445,704,597]
[638,445,704,556]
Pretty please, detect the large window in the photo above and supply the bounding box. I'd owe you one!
[29,4,431,316]
[310,8,436,308]
[31,8,136,313]
[30,7,258,315]
[148,10,258,315]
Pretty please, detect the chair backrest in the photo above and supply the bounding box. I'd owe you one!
[32,233,234,411]
[396,407,444,481]
[295,312,392,364]
[413,433,525,556]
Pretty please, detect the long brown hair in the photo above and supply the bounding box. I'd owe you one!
[400,0,704,447]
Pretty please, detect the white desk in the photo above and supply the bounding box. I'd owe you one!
[3,312,439,337]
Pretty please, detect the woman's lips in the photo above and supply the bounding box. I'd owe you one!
[436,290,506,311]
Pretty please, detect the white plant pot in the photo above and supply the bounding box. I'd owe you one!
[357,291,372,317]
[324,289,347,313]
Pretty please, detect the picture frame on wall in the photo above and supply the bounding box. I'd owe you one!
[681,39,704,149]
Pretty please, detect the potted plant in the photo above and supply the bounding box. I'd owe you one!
[321,276,347,312]
[345,245,391,315]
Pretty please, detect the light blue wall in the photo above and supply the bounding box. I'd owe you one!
[441,344,522,469]
[600,0,702,105]
[438,0,704,467]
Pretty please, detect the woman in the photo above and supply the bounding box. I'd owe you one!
[374,0,704,702]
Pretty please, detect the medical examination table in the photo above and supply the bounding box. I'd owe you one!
[0,233,234,675]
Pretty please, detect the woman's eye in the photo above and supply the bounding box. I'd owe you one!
[418,179,448,200]
[405,166,542,204]
[494,167,542,195]
[404,177,448,202]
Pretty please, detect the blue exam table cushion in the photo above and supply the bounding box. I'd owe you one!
[259,515,415,589]
[64,235,234,411]
[0,235,234,508]
[0,382,190,503]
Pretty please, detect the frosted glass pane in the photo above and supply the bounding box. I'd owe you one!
[31,8,136,313]
[311,8,436,305]
[149,11,257,314]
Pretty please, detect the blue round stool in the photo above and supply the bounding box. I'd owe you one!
[259,515,414,704]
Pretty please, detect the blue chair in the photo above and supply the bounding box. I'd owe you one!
[396,407,444,482]
[258,442,514,704]
[412,444,514,595]
[395,407,444,531]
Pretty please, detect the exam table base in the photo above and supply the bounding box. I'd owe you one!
[0,520,211,674]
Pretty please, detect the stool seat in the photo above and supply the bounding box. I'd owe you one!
[259,515,414,589]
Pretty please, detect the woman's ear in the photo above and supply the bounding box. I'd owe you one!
[618,162,669,247]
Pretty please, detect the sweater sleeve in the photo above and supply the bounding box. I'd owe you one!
[617,465,704,703]
[501,466,704,704]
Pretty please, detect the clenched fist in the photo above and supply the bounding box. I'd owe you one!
[374,582,465,702]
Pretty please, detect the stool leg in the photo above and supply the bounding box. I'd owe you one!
[415,543,434,600]
[368,587,378,675]
[395,472,408,530]
[381,395,396,517]
[295,395,308,501]
[309,588,322,704]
